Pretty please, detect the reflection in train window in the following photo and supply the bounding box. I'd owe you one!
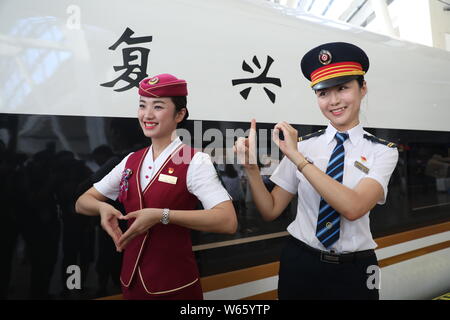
[0,114,449,299]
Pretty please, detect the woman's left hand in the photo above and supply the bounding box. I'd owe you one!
[273,122,300,161]
[117,208,161,251]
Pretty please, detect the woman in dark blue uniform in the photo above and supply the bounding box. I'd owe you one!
[235,42,398,299]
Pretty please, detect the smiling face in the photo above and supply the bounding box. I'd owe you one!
[315,79,367,131]
[138,96,186,140]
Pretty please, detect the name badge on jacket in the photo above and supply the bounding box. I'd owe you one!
[158,173,178,184]
[354,161,369,174]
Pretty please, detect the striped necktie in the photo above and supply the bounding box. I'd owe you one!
[315,132,349,249]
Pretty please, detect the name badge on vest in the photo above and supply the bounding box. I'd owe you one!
[158,173,178,185]
[354,161,369,174]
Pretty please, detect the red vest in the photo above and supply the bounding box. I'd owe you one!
[118,144,200,295]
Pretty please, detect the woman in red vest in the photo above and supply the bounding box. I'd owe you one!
[75,74,237,300]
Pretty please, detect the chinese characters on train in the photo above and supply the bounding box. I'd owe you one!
[101,27,152,92]
[100,28,282,104]
[231,55,282,104]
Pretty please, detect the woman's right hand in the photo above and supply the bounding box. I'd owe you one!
[234,119,258,170]
[98,202,124,251]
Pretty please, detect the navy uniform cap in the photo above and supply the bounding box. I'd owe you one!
[300,42,369,90]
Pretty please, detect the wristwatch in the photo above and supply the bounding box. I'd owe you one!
[161,208,170,225]
[297,156,314,172]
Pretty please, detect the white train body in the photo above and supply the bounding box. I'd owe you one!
[0,0,449,300]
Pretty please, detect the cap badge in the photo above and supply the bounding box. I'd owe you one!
[319,50,332,65]
[148,77,159,85]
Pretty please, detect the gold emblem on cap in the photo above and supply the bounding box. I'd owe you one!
[319,50,332,65]
[148,77,159,85]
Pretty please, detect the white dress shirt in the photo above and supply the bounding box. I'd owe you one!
[94,137,231,210]
[270,123,399,253]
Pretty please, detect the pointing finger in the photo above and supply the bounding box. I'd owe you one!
[248,119,257,165]
[248,119,256,143]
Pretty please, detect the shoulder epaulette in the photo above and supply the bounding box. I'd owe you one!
[363,134,397,148]
[298,129,326,142]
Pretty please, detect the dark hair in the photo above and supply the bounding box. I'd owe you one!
[356,75,365,88]
[170,96,188,128]
[314,76,365,94]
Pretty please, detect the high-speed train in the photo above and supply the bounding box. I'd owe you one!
[0,0,449,300]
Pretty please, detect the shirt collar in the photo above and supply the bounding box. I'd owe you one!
[325,123,338,145]
[325,122,364,146]
[148,137,182,163]
[347,123,364,146]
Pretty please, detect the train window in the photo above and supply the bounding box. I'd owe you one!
[0,114,449,299]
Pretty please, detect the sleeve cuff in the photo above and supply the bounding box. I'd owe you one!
[93,182,118,201]
[201,191,232,210]
[363,176,387,205]
[270,176,297,195]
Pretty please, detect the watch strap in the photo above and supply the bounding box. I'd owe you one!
[298,157,313,172]
[161,208,170,225]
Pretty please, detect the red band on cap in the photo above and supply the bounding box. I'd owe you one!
[311,62,364,87]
